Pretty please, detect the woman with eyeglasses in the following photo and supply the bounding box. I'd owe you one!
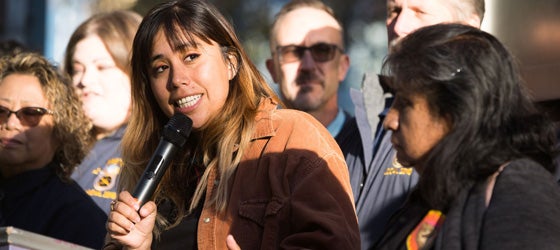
[103,0,359,249]
[0,53,107,248]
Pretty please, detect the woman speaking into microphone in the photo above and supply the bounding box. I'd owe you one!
[104,0,360,249]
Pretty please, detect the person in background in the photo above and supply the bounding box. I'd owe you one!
[103,0,359,249]
[0,52,107,249]
[386,0,484,51]
[266,1,418,248]
[266,0,351,139]
[340,0,487,247]
[374,23,560,250]
[63,10,142,214]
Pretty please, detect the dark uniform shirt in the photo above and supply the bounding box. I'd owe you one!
[340,74,420,249]
[0,163,107,249]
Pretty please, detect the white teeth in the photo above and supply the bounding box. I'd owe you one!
[176,94,201,108]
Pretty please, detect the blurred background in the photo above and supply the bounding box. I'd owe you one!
[1,0,559,119]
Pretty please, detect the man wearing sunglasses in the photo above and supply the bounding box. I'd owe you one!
[266,0,349,138]
[267,1,420,249]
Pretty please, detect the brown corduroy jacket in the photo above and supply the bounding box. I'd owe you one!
[197,98,360,249]
[104,98,360,249]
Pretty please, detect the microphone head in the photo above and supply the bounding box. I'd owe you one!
[162,113,193,148]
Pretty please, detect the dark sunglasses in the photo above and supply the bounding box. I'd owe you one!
[276,43,343,63]
[0,106,53,127]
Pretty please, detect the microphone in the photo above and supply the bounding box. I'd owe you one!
[132,113,193,207]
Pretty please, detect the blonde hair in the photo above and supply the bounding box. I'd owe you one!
[121,0,281,234]
[0,53,93,181]
[62,10,141,138]
[63,10,142,76]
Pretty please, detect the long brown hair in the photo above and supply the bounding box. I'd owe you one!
[63,10,142,76]
[121,0,280,233]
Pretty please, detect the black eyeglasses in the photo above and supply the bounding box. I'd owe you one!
[0,106,53,127]
[276,43,343,63]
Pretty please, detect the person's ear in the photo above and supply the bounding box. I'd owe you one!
[227,54,239,80]
[265,58,279,83]
[464,14,482,28]
[337,54,350,83]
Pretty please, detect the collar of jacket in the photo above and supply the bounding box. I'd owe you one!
[251,97,278,141]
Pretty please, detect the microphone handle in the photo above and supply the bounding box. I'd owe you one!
[132,141,178,207]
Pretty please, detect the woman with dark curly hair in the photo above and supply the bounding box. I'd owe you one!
[373,23,560,249]
[0,53,107,249]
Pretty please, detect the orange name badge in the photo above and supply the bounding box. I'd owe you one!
[406,210,445,250]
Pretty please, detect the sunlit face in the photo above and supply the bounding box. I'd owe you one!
[0,74,57,178]
[149,29,233,129]
[266,7,349,113]
[71,35,131,136]
[386,0,458,49]
[383,93,450,172]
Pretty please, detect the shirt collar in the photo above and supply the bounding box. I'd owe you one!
[326,108,346,138]
[379,96,394,118]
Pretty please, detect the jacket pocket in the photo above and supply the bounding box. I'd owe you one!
[236,197,286,249]
[238,197,285,226]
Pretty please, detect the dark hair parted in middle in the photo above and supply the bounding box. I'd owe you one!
[382,23,557,211]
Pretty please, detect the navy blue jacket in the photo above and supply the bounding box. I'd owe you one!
[338,73,419,249]
[0,163,107,249]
